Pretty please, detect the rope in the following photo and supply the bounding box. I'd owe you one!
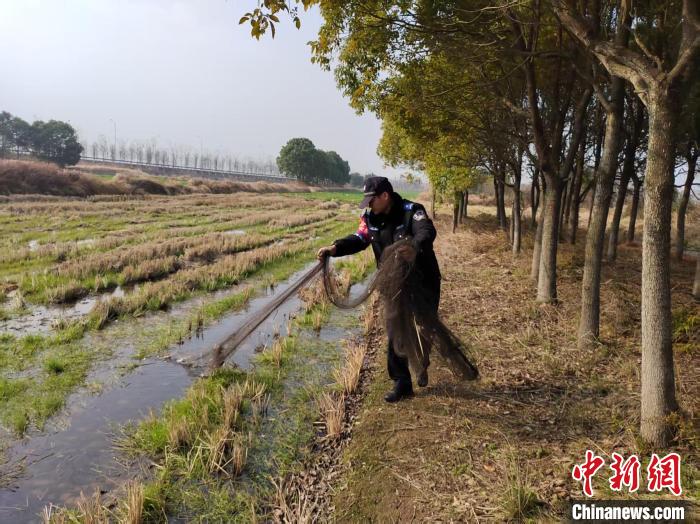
[322,255,377,309]
[209,256,375,368]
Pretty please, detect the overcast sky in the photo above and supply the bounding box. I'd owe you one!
[0,0,399,176]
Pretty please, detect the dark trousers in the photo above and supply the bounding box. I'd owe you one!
[386,280,440,386]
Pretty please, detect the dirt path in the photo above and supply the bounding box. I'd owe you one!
[293,208,698,522]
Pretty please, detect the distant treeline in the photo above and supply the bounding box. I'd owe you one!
[0,111,83,167]
[82,137,280,176]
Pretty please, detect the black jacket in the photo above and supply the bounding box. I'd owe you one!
[332,193,441,291]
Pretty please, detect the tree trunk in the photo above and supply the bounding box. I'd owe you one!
[570,138,586,244]
[640,93,678,447]
[513,190,522,255]
[559,180,569,240]
[537,174,563,302]
[531,168,540,229]
[627,176,641,243]
[455,191,464,224]
[463,191,469,220]
[494,177,501,223]
[452,191,459,233]
[531,208,544,281]
[587,175,597,229]
[431,188,436,218]
[496,175,507,231]
[607,172,630,262]
[563,170,575,227]
[609,101,644,260]
[579,77,626,349]
[673,152,697,260]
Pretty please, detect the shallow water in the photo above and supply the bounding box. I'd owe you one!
[0,287,125,336]
[0,265,315,522]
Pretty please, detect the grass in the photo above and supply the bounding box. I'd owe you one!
[331,206,699,522]
[93,277,365,521]
[0,192,363,437]
[0,158,307,197]
[500,455,540,522]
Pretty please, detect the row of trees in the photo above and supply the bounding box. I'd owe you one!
[0,111,83,166]
[276,137,351,185]
[82,137,280,175]
[244,1,699,447]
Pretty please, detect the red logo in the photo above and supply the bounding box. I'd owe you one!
[572,450,605,497]
[609,453,641,493]
[647,453,682,496]
[572,451,683,497]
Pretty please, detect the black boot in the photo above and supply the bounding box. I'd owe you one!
[384,381,414,403]
[417,368,429,387]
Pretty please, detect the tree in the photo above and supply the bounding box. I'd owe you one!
[673,70,700,261]
[325,150,351,185]
[29,120,83,166]
[578,2,632,349]
[608,93,647,261]
[349,172,364,187]
[277,137,319,183]
[277,138,351,185]
[555,0,700,446]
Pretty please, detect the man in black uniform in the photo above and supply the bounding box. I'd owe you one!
[317,176,441,402]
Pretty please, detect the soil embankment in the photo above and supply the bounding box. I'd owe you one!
[0,159,307,197]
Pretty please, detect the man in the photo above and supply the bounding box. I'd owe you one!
[317,176,441,402]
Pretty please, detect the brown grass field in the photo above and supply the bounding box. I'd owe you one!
[327,204,698,522]
[0,159,308,197]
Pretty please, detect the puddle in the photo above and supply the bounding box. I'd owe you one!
[26,238,95,253]
[0,288,126,336]
[0,362,194,519]
[0,265,318,522]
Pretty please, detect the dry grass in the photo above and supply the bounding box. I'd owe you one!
[317,392,345,440]
[222,386,243,430]
[333,341,366,396]
[168,418,194,450]
[87,240,308,328]
[332,208,699,522]
[270,476,314,524]
[75,490,108,524]
[124,480,144,524]
[500,454,540,522]
[0,159,309,197]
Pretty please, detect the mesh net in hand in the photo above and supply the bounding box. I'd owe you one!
[325,239,478,381]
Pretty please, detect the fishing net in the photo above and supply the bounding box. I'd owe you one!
[324,240,478,381]
[210,241,478,382]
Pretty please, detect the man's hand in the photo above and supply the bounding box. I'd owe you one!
[317,245,336,260]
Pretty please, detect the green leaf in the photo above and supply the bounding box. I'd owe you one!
[270,22,276,38]
[238,15,249,25]
[294,17,301,29]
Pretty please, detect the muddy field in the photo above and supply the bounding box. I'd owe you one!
[0,190,377,522]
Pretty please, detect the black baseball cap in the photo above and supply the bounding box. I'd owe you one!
[359,176,393,208]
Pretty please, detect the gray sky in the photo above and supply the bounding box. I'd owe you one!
[0,0,399,176]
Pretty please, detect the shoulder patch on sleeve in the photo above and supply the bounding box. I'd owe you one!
[355,215,370,241]
[413,209,426,221]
